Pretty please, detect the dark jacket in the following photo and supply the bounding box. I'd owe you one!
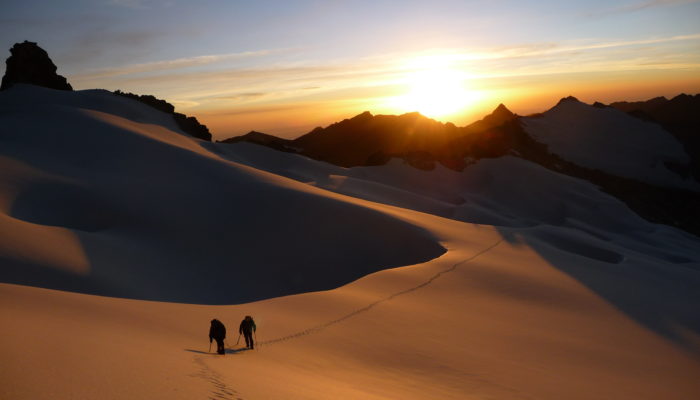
[209,319,226,341]
[239,317,256,334]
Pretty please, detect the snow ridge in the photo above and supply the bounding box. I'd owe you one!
[522,98,696,190]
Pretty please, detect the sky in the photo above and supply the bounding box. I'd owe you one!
[1,0,699,139]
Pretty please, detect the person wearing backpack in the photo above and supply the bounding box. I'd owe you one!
[239,315,256,349]
[209,319,227,355]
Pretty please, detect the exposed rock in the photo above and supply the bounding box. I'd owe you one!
[557,95,580,105]
[219,131,296,152]
[113,90,211,141]
[291,111,459,167]
[172,112,211,142]
[224,104,519,171]
[0,41,72,91]
[492,103,515,119]
[610,96,668,113]
[114,90,174,114]
[464,103,516,133]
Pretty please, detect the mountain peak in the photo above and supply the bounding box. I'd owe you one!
[492,103,514,117]
[557,96,581,105]
[352,111,373,120]
[472,103,516,129]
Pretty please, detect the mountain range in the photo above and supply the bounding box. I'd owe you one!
[222,94,700,236]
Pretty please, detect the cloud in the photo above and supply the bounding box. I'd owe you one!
[522,34,700,58]
[445,33,700,62]
[213,92,268,101]
[73,49,280,79]
[108,0,174,9]
[68,33,700,116]
[52,29,163,69]
[199,102,318,117]
[586,0,699,17]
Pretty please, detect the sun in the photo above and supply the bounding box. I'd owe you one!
[389,55,480,119]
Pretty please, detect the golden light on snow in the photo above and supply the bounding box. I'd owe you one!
[387,54,482,119]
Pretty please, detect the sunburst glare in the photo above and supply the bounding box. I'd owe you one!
[387,55,482,119]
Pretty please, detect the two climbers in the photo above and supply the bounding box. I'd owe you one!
[208,315,257,354]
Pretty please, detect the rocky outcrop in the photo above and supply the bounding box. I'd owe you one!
[223,104,519,171]
[113,90,212,141]
[556,95,580,105]
[290,111,461,169]
[219,131,296,152]
[0,41,72,91]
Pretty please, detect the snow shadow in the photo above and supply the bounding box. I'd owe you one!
[0,111,446,304]
[184,348,251,355]
[495,225,700,353]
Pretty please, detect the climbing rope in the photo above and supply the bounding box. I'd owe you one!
[258,238,503,346]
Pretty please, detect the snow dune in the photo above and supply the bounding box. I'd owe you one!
[0,84,444,304]
[2,85,700,399]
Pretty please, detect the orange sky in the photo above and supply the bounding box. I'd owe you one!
[193,65,700,140]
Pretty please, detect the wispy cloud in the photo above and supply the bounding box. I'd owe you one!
[586,0,699,17]
[213,92,268,101]
[445,33,700,61]
[75,33,700,84]
[68,33,700,117]
[73,49,284,79]
[108,0,174,9]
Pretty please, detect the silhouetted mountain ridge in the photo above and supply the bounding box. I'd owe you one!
[610,93,700,180]
[219,130,295,153]
[224,105,519,170]
[222,95,700,236]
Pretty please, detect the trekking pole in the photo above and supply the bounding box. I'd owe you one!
[208,341,212,353]
[235,334,241,346]
[254,331,258,350]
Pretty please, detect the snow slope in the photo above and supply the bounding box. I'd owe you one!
[0,84,444,304]
[521,98,697,190]
[2,85,700,399]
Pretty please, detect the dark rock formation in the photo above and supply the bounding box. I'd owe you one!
[219,131,296,152]
[610,96,668,113]
[290,111,461,168]
[0,41,72,91]
[460,103,517,135]
[223,104,518,171]
[557,95,580,105]
[172,112,211,142]
[114,90,212,141]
